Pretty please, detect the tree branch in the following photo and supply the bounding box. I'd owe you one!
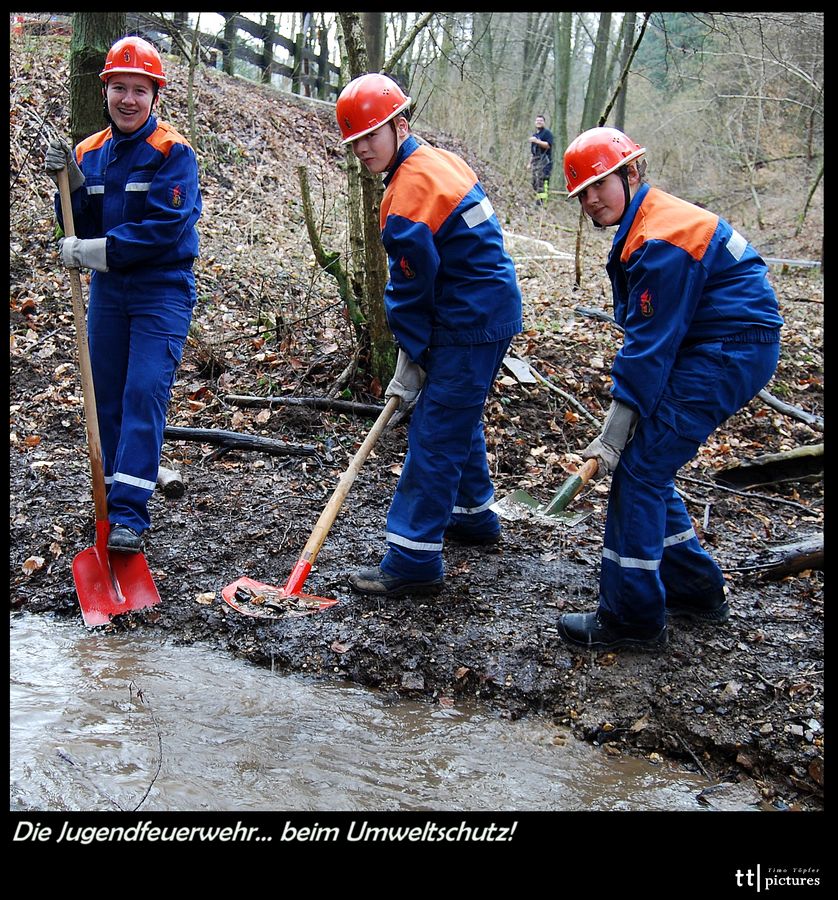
[599,12,651,125]
[383,12,435,74]
[225,394,384,417]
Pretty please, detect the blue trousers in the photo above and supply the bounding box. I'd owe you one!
[381,339,510,580]
[600,339,780,629]
[87,267,195,533]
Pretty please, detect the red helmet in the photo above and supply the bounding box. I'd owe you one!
[336,73,412,144]
[564,127,646,199]
[100,36,166,87]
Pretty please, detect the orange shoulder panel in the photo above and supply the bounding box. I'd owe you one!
[381,144,478,233]
[146,122,193,157]
[76,127,112,163]
[621,188,719,263]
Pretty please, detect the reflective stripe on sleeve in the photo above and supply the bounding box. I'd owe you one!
[461,197,494,229]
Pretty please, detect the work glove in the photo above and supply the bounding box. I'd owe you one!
[385,348,426,404]
[44,138,85,193]
[582,399,639,475]
[59,236,109,272]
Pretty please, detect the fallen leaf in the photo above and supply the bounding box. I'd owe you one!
[454,666,471,680]
[22,556,45,574]
[195,592,215,605]
[630,713,650,732]
[331,640,352,654]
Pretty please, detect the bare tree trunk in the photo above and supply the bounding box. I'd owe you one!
[580,12,611,130]
[553,12,572,159]
[474,13,500,155]
[70,12,125,146]
[222,13,236,76]
[363,11,385,72]
[261,13,275,84]
[613,12,636,130]
[338,12,396,389]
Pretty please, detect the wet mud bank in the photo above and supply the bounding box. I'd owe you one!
[12,415,824,813]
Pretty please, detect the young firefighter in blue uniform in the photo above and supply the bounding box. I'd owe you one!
[45,36,202,554]
[335,73,523,596]
[558,126,783,651]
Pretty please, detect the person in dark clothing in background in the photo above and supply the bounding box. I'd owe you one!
[530,114,554,201]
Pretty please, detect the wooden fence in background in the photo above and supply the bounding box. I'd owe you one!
[127,12,342,101]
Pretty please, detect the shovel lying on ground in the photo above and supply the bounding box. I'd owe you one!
[57,167,160,627]
[222,395,400,618]
[491,457,599,526]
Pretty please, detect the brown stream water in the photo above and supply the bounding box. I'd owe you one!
[11,612,731,813]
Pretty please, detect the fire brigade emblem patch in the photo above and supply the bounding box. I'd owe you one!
[568,165,577,181]
[639,289,654,317]
[399,256,415,279]
[122,49,132,64]
[169,184,183,208]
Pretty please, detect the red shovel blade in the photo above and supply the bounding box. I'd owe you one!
[221,572,338,620]
[72,522,160,627]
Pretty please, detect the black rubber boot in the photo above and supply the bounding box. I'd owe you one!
[666,587,730,623]
[444,522,501,546]
[107,524,143,554]
[558,609,667,652]
[348,566,445,597]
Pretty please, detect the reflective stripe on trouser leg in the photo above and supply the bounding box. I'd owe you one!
[382,339,509,580]
[88,268,195,533]
[598,418,713,629]
[599,339,780,628]
[659,492,725,599]
[383,393,484,580]
[447,418,500,536]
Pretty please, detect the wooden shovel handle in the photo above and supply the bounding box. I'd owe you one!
[578,457,600,483]
[299,395,400,566]
[542,456,600,516]
[57,167,109,525]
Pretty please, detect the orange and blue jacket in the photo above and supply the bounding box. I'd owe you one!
[380,135,522,364]
[55,115,201,271]
[607,183,783,418]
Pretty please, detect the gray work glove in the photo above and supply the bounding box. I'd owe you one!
[385,348,426,404]
[45,138,85,193]
[59,236,109,272]
[582,399,639,474]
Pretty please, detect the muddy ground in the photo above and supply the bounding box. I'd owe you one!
[10,33,824,814]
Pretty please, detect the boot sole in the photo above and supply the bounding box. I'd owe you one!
[558,625,668,652]
[349,579,445,598]
[666,603,730,624]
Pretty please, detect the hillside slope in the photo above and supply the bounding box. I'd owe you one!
[11,35,824,814]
